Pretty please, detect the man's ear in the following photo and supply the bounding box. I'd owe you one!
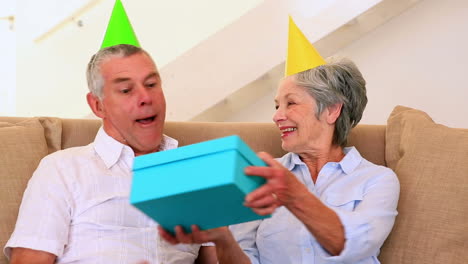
[86,92,105,118]
[326,103,343,124]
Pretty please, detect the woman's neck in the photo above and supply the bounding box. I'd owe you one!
[299,145,345,183]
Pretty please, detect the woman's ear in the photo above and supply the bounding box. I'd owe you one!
[86,92,105,118]
[326,103,343,124]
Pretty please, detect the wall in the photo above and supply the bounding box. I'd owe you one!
[0,14,15,116]
[14,0,263,118]
[226,0,468,128]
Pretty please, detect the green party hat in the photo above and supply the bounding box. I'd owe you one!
[101,0,140,49]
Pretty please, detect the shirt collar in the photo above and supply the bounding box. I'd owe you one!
[278,152,301,171]
[338,147,362,174]
[94,127,179,169]
[278,146,362,175]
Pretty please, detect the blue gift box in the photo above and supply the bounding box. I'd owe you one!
[130,135,269,232]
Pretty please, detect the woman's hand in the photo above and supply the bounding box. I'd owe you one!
[246,152,345,256]
[244,152,307,215]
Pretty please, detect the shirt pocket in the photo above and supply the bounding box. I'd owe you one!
[325,192,363,212]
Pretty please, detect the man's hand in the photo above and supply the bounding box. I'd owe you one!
[158,225,230,245]
[158,225,251,264]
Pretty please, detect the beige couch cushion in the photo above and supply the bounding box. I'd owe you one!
[347,124,386,166]
[61,118,101,149]
[379,106,468,264]
[0,119,50,263]
[37,117,62,153]
[164,122,287,158]
[0,117,62,154]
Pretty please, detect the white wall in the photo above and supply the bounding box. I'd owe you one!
[14,0,263,118]
[226,0,468,128]
[0,3,15,116]
[14,0,381,120]
[11,0,468,128]
[160,0,382,121]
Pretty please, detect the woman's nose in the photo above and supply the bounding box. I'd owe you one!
[273,107,286,123]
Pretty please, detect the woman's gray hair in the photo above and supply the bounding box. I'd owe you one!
[86,44,148,99]
[294,57,367,147]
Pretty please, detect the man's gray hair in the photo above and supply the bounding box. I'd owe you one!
[86,44,148,99]
[294,57,367,147]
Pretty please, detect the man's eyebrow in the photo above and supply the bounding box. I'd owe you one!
[145,72,160,81]
[112,77,131,84]
[111,72,160,84]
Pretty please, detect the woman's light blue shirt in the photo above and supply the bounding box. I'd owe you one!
[230,147,400,264]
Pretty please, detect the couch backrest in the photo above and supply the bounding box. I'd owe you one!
[169,122,386,166]
[2,117,384,164]
[61,118,101,149]
[0,117,386,264]
[59,119,387,165]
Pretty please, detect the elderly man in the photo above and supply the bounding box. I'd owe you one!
[4,44,216,264]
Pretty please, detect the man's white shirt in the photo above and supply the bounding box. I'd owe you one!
[5,127,201,264]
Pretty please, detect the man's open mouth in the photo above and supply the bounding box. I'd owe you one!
[136,115,156,124]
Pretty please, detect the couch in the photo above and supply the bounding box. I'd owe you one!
[1,105,467,264]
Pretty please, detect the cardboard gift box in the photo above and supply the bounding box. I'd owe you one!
[130,135,269,232]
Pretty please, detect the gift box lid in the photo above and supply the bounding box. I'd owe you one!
[133,135,265,171]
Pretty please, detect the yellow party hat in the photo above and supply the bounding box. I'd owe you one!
[285,16,326,76]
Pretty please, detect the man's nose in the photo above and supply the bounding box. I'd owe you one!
[138,87,152,106]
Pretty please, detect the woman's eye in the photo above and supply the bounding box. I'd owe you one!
[287,102,295,106]
[146,83,156,88]
[274,105,279,110]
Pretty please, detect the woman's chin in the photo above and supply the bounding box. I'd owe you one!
[281,142,294,153]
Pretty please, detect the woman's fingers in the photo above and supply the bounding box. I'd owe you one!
[245,194,278,215]
[257,152,283,168]
[249,191,278,206]
[244,152,284,180]
[245,180,278,202]
[251,205,277,216]
[244,166,275,179]
[245,186,278,206]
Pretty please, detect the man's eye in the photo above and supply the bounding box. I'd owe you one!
[287,102,295,106]
[275,105,279,110]
[121,88,131,94]
[146,83,157,88]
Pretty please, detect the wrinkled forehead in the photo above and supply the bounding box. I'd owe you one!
[103,52,157,73]
[276,76,303,95]
[101,50,154,66]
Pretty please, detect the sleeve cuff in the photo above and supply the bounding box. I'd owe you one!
[4,235,62,259]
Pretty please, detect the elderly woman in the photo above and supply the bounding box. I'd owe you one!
[159,57,399,264]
